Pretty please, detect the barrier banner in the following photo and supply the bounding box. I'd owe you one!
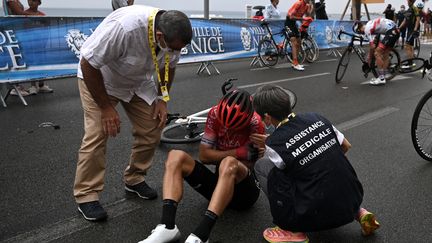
[0,17,356,83]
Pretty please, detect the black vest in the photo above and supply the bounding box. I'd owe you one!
[266,113,363,232]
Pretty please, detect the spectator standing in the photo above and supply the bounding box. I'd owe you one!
[285,0,313,71]
[384,4,396,21]
[264,0,281,20]
[315,0,328,20]
[23,0,44,15]
[5,0,28,96]
[24,0,54,95]
[112,0,134,11]
[7,0,53,96]
[74,5,192,221]
[252,6,265,20]
[396,5,407,48]
[399,0,421,69]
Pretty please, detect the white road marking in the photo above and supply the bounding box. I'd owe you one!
[238,72,331,89]
[336,107,400,132]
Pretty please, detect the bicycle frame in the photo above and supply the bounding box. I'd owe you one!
[339,30,368,64]
[172,108,209,125]
[261,22,290,55]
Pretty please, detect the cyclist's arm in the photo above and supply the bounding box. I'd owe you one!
[7,1,26,15]
[306,3,313,16]
[415,15,421,31]
[199,144,236,165]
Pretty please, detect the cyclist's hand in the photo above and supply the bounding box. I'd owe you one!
[236,143,259,162]
[249,133,268,148]
[153,98,168,128]
[303,17,313,23]
[101,105,121,137]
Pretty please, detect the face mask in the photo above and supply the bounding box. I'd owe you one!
[157,42,169,52]
[265,124,276,135]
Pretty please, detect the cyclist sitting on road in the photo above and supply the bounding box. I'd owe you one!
[399,0,421,69]
[138,89,265,243]
[252,84,380,243]
[354,18,400,85]
[285,0,313,71]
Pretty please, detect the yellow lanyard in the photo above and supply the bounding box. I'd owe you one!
[148,9,170,102]
[277,113,296,128]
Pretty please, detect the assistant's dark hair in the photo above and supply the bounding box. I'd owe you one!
[158,10,193,45]
[253,85,292,121]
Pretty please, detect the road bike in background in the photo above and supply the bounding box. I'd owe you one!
[410,52,432,161]
[160,78,298,144]
[285,30,319,63]
[258,20,305,67]
[335,30,401,83]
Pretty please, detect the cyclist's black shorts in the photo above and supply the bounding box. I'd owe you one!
[285,17,300,38]
[406,27,417,46]
[184,160,260,210]
[380,28,400,49]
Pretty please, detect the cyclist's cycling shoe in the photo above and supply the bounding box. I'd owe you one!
[292,64,305,71]
[369,78,386,86]
[401,63,416,69]
[263,226,309,243]
[185,233,209,243]
[138,224,181,243]
[358,208,380,236]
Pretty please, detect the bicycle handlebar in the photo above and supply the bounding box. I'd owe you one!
[337,30,364,46]
[221,78,237,95]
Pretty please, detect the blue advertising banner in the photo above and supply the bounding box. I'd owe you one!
[0,16,357,83]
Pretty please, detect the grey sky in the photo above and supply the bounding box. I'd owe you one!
[31,0,432,14]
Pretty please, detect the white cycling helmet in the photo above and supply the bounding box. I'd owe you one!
[417,2,424,9]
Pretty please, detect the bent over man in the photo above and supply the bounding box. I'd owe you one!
[355,18,400,85]
[74,5,192,221]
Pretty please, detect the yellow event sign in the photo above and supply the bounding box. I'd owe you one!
[361,0,385,3]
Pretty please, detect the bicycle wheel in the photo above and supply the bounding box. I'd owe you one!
[310,37,319,61]
[302,38,316,63]
[414,37,420,58]
[284,41,305,65]
[411,89,432,161]
[160,122,206,144]
[383,49,401,81]
[399,58,425,73]
[335,47,352,83]
[258,39,279,67]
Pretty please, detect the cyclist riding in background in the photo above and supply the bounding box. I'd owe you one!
[354,18,400,86]
[399,0,421,68]
[285,0,313,71]
[138,89,265,243]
